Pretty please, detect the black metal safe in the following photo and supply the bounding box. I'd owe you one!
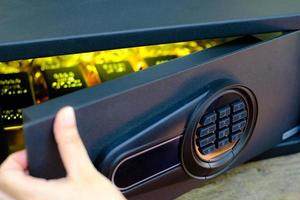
[1,0,300,199]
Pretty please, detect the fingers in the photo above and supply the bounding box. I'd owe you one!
[53,106,95,178]
[0,190,13,200]
[0,151,50,200]
[0,150,27,172]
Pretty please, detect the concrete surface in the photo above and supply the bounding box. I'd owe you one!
[177,153,300,200]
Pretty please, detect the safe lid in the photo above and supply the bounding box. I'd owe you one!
[1,0,300,61]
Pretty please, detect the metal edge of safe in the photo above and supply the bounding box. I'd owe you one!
[1,0,300,61]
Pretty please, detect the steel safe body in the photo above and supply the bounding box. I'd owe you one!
[1,0,300,199]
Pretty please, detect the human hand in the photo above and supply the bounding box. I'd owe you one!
[0,106,126,200]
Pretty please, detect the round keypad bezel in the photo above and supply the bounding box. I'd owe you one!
[181,81,257,179]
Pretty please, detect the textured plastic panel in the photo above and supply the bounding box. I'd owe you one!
[113,136,181,190]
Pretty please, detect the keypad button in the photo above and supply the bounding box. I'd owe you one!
[232,120,247,132]
[218,128,229,139]
[218,106,231,118]
[232,100,246,113]
[201,112,217,126]
[232,110,247,123]
[198,134,216,147]
[230,131,243,142]
[217,138,229,148]
[200,144,216,155]
[218,117,230,129]
[198,124,216,137]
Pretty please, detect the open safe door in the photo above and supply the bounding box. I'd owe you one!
[23,31,300,199]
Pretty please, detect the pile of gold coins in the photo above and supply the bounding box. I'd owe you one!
[0,38,226,155]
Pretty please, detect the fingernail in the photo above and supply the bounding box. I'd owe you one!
[60,106,76,127]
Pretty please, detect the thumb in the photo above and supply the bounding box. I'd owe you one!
[53,106,95,178]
